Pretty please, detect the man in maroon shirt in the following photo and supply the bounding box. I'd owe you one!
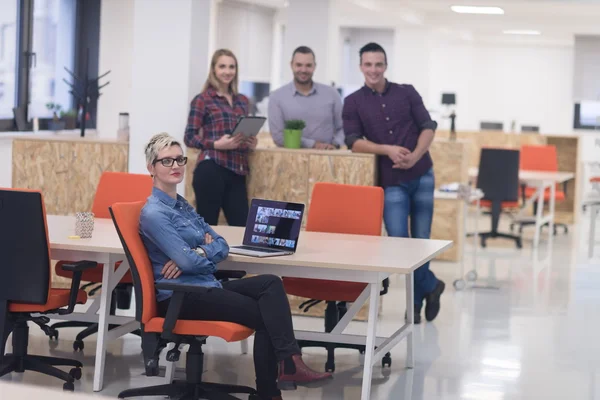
[342,42,444,324]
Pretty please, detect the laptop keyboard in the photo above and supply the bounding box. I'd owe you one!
[236,245,283,253]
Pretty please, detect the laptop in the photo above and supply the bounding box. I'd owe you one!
[229,199,305,258]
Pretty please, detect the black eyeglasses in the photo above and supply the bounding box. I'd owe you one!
[153,156,188,167]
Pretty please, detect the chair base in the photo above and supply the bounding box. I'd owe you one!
[298,339,392,372]
[49,286,140,351]
[510,220,568,236]
[120,339,257,400]
[1,321,82,391]
[297,301,392,372]
[118,380,256,400]
[475,231,522,249]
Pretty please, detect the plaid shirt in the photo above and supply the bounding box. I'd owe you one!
[184,87,250,175]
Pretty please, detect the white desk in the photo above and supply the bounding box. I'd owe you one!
[468,168,574,248]
[47,215,452,400]
[46,215,135,392]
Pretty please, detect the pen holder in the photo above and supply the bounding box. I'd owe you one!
[75,212,95,238]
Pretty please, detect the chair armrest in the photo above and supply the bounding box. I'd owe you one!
[520,183,527,205]
[154,282,208,340]
[215,270,246,282]
[61,260,98,272]
[380,278,390,296]
[58,261,98,315]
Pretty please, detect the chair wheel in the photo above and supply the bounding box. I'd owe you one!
[382,353,392,368]
[466,270,478,282]
[48,329,59,341]
[325,361,335,372]
[480,237,487,248]
[453,279,466,291]
[516,239,523,249]
[63,382,75,391]
[69,367,82,381]
[73,340,84,351]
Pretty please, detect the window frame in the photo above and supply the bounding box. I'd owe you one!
[0,0,100,132]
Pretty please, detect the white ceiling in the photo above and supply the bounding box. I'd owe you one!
[230,0,600,44]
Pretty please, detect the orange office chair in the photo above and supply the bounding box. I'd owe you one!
[48,172,153,350]
[0,189,95,390]
[109,201,258,400]
[510,144,568,235]
[282,182,391,372]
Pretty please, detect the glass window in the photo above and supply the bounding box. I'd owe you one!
[0,0,18,119]
[29,0,76,118]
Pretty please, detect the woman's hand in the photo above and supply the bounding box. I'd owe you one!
[214,134,244,150]
[205,232,213,244]
[245,135,258,149]
[162,260,181,279]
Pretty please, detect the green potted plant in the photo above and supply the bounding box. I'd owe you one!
[46,102,65,131]
[60,109,78,130]
[283,119,305,149]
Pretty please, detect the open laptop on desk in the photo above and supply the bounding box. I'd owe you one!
[229,199,304,258]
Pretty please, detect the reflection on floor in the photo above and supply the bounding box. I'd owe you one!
[2,211,599,399]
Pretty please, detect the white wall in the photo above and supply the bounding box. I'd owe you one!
[96,0,135,139]
[574,35,600,101]
[282,0,333,85]
[428,40,574,133]
[128,0,209,179]
[216,0,274,83]
[340,27,395,87]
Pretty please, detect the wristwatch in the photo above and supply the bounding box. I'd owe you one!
[193,247,206,257]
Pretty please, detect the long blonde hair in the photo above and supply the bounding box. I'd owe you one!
[202,49,239,95]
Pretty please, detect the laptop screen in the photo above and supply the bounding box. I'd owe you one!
[242,199,305,252]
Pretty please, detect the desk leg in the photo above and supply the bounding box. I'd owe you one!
[405,272,414,368]
[93,258,115,392]
[360,281,381,400]
[548,183,556,248]
[590,205,598,259]
[533,184,546,249]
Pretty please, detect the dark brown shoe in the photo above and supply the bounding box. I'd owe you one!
[277,354,333,390]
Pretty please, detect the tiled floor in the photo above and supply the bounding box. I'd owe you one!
[2,211,599,399]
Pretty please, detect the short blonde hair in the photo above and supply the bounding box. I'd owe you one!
[202,49,239,95]
[144,133,181,165]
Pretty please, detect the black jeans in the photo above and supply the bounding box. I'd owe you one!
[157,275,301,398]
[192,159,249,226]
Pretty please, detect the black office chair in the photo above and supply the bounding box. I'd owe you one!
[475,148,523,248]
[0,189,96,390]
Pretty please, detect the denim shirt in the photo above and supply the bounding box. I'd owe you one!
[139,187,229,302]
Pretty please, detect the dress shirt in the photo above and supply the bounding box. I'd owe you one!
[268,81,345,148]
[342,81,437,187]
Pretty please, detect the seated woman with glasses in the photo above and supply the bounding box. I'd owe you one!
[139,133,332,400]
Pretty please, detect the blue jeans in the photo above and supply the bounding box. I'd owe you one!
[383,168,438,307]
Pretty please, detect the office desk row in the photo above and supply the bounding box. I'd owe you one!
[44,215,452,400]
